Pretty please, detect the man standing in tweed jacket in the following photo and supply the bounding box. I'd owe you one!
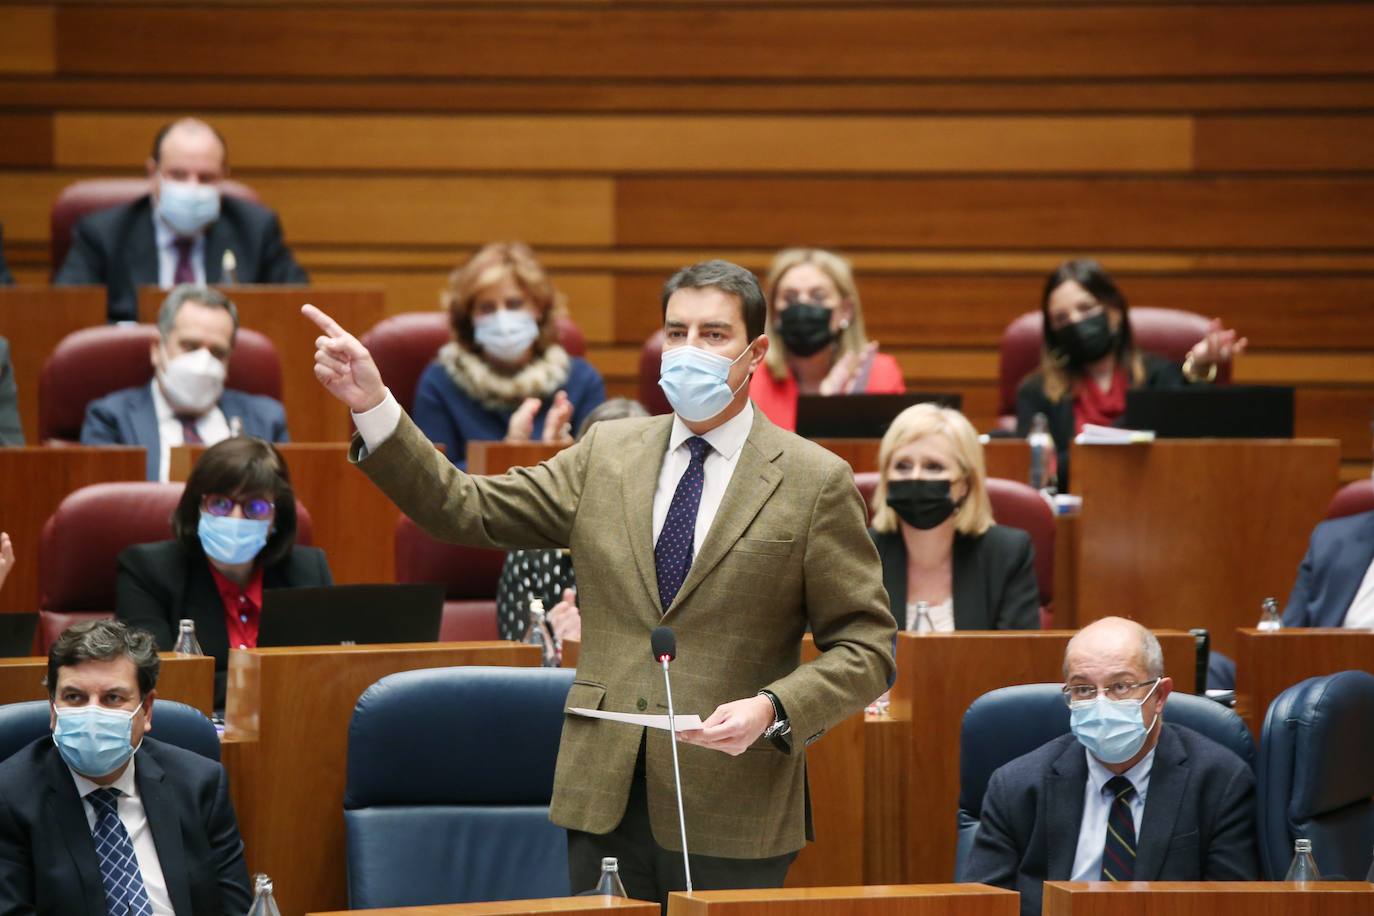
[304,260,895,905]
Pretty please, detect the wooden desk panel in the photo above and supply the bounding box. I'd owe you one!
[0,286,106,445]
[310,898,660,916]
[669,884,1017,916]
[170,442,400,585]
[0,446,146,613]
[1072,440,1339,657]
[223,641,540,916]
[892,631,1197,884]
[139,286,386,443]
[0,653,214,714]
[1043,881,1374,916]
[1233,628,1374,739]
[468,440,565,476]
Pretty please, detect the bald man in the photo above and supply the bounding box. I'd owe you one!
[963,617,1257,916]
[56,118,307,322]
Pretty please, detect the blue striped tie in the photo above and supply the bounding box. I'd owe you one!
[1100,775,1137,881]
[89,788,154,916]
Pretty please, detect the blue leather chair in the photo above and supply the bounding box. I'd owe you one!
[1257,669,1374,880]
[345,666,575,909]
[954,683,1256,880]
[0,698,220,763]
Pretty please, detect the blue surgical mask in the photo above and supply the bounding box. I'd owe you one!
[52,702,144,777]
[473,310,540,363]
[1069,679,1161,765]
[198,512,271,565]
[658,342,754,423]
[156,179,221,237]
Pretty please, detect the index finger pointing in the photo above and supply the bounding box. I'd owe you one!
[302,303,347,338]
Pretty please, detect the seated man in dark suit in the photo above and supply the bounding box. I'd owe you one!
[81,284,288,480]
[54,117,307,323]
[0,618,252,913]
[963,616,1257,916]
[1283,441,1374,629]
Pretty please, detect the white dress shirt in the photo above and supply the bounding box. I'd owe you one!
[1070,743,1156,881]
[1341,555,1374,629]
[69,756,175,915]
[150,380,229,483]
[152,213,206,288]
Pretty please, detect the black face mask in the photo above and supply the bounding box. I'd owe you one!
[1052,311,1117,366]
[776,300,837,357]
[885,478,959,531]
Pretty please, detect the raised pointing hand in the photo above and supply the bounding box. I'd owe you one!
[302,303,386,413]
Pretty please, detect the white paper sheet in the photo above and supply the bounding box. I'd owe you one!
[569,707,704,731]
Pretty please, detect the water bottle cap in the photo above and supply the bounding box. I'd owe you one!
[601,857,618,871]
[1294,838,1312,852]
[179,619,195,629]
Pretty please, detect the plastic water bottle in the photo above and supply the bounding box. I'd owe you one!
[1028,413,1058,495]
[1284,838,1321,882]
[174,619,204,656]
[1257,597,1282,632]
[909,601,933,634]
[593,857,627,897]
[247,874,282,916]
[526,598,557,667]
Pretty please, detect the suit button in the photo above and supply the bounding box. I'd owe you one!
[636,697,648,711]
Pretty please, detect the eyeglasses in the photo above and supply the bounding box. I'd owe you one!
[1061,678,1160,708]
[202,494,275,521]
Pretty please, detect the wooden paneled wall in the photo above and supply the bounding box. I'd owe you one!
[1,2,1371,475]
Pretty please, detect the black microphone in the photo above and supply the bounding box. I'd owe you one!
[650,626,692,892]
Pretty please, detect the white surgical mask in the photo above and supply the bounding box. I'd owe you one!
[156,179,221,237]
[473,310,540,363]
[1069,679,1162,765]
[157,346,226,415]
[658,342,753,424]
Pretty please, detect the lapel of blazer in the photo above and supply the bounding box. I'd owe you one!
[1326,517,1374,626]
[663,410,783,619]
[622,417,674,618]
[1045,738,1089,880]
[1134,724,1188,879]
[203,218,233,284]
[137,746,195,914]
[874,532,907,624]
[42,746,107,911]
[950,533,984,630]
[127,199,161,295]
[129,385,162,480]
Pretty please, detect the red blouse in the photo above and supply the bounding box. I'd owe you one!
[749,352,906,432]
[1072,368,1130,434]
[208,564,265,650]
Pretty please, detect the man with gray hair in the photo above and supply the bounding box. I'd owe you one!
[964,616,1257,916]
[80,283,288,480]
[0,619,251,913]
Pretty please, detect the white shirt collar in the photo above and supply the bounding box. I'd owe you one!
[69,752,140,802]
[668,401,753,462]
[1085,740,1156,800]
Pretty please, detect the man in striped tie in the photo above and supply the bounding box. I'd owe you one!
[963,617,1258,916]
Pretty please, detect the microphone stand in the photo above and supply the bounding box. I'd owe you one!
[660,656,693,893]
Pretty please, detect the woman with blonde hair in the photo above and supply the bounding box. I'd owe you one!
[749,248,904,431]
[869,403,1039,631]
[414,242,606,468]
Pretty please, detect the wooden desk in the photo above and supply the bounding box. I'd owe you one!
[139,285,386,443]
[1043,881,1374,916]
[889,630,1197,884]
[0,446,146,613]
[223,641,540,915]
[170,442,401,584]
[1071,440,1339,657]
[669,884,1018,916]
[0,286,107,445]
[0,652,214,714]
[310,898,660,916]
[817,438,1030,481]
[1233,627,1374,739]
[467,440,565,476]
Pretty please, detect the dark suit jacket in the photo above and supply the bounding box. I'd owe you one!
[0,224,14,286]
[870,526,1039,630]
[964,724,1258,916]
[80,384,288,480]
[116,539,332,708]
[0,338,21,446]
[53,194,307,322]
[1014,353,1186,492]
[1283,510,1374,627]
[0,736,251,915]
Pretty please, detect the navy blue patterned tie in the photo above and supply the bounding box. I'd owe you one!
[655,437,711,610]
[89,788,154,916]
[1100,775,1137,881]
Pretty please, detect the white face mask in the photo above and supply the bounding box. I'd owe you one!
[156,179,221,237]
[473,309,541,363]
[157,346,226,415]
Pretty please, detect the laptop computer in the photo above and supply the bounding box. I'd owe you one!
[1123,386,1295,439]
[795,392,962,439]
[257,584,445,648]
[0,613,38,657]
